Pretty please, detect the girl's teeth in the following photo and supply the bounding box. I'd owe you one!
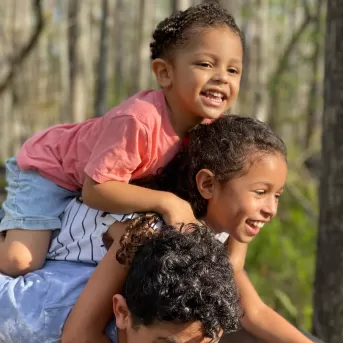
[247,220,265,229]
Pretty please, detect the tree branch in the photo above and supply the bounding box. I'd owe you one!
[269,11,313,94]
[302,0,311,18]
[0,0,44,95]
[268,7,314,130]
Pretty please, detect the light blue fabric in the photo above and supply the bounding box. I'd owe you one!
[0,260,118,343]
[0,157,79,231]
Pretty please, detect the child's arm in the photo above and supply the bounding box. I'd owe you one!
[227,237,311,342]
[82,175,196,225]
[0,229,51,277]
[61,222,128,343]
[236,270,312,343]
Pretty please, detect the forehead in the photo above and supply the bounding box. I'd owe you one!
[242,153,287,185]
[144,321,216,343]
[177,26,243,62]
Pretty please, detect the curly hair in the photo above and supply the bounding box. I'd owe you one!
[123,223,242,339]
[150,2,245,60]
[133,115,287,218]
[116,213,162,265]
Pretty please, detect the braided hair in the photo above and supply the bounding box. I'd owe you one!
[150,2,245,60]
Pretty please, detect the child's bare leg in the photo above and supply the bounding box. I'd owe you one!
[0,229,51,277]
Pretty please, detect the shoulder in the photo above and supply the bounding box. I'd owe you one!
[102,90,167,139]
[118,89,167,126]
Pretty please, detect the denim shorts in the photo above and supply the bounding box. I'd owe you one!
[0,260,118,343]
[0,157,79,231]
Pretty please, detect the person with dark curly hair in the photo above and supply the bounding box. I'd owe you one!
[0,2,243,277]
[113,224,242,343]
[61,116,312,343]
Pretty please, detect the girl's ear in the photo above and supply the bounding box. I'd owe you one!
[152,58,173,88]
[196,169,215,200]
[113,294,131,330]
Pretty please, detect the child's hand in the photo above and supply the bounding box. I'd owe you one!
[159,193,196,226]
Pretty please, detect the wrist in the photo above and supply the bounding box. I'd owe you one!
[155,191,175,215]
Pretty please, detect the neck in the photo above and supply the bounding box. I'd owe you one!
[117,329,126,343]
[164,91,203,138]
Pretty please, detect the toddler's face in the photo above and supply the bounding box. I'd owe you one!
[168,26,243,121]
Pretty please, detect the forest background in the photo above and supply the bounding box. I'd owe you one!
[0,0,327,335]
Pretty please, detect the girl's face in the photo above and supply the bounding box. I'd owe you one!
[166,26,243,122]
[203,153,287,243]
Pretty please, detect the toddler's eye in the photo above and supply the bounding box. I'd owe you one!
[275,193,281,200]
[197,62,212,68]
[227,67,239,74]
[255,190,265,196]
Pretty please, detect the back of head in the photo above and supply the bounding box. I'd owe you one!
[123,224,242,339]
[150,2,245,61]
[133,115,286,217]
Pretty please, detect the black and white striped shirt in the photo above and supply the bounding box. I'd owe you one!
[46,197,229,264]
[46,197,140,264]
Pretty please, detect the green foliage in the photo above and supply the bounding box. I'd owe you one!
[0,175,6,190]
[246,164,317,331]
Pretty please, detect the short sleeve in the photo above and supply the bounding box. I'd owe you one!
[84,115,148,183]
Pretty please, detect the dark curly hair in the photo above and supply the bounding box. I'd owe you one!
[133,115,287,218]
[150,2,245,60]
[123,223,242,339]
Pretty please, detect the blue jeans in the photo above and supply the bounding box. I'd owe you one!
[0,157,79,231]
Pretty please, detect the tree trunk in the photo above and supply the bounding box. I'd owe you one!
[312,0,343,342]
[95,0,109,117]
[172,0,192,11]
[304,0,324,149]
[68,0,88,122]
[130,0,146,95]
[59,0,71,122]
[113,0,125,103]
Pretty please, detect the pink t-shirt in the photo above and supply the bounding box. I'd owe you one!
[17,90,181,190]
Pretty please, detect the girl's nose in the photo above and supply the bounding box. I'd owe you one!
[261,197,278,218]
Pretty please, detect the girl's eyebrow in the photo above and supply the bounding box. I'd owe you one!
[251,181,273,187]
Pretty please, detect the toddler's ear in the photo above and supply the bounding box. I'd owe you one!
[152,58,173,88]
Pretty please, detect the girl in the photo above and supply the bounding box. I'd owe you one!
[0,115,312,342]
[62,115,311,343]
[0,2,244,276]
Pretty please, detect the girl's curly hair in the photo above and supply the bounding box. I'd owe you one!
[116,213,162,265]
[133,114,287,218]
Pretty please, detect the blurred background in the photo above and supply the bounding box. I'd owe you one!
[0,0,328,337]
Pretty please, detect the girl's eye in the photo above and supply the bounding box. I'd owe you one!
[197,62,212,68]
[255,190,265,196]
[275,193,282,200]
